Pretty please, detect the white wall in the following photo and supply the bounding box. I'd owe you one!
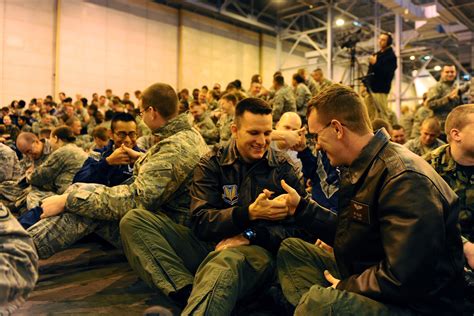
[0,0,55,105]
[57,0,178,100]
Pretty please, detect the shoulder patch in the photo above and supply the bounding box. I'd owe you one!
[222,185,239,205]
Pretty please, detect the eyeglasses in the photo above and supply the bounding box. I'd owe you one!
[138,106,152,117]
[114,131,137,139]
[307,122,332,145]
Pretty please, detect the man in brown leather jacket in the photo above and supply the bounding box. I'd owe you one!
[277,84,464,315]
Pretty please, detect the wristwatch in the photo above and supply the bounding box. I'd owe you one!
[242,228,257,243]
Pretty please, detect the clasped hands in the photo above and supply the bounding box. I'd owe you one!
[216,180,301,251]
[106,144,143,166]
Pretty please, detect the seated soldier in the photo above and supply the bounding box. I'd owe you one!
[405,117,445,156]
[26,126,88,209]
[216,92,238,144]
[189,101,219,145]
[73,113,144,187]
[0,133,53,209]
[90,126,108,151]
[424,104,474,275]
[276,84,463,315]
[0,143,21,183]
[119,98,315,314]
[29,83,209,260]
[271,111,303,169]
[0,202,38,314]
[390,124,407,145]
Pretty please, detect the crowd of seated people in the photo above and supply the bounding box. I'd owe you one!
[0,69,472,315]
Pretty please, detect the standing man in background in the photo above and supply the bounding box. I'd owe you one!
[366,32,397,121]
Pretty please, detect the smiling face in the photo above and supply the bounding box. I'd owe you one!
[232,111,273,163]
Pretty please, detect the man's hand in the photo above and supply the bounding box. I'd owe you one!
[281,179,301,215]
[248,189,288,221]
[324,270,340,289]
[291,132,307,152]
[369,54,377,65]
[464,241,474,269]
[316,239,334,253]
[215,234,250,251]
[106,146,131,165]
[121,144,143,163]
[448,88,459,101]
[40,194,68,219]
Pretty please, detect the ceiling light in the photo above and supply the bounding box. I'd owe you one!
[422,55,431,61]
[336,18,345,26]
[434,65,441,71]
[409,55,415,61]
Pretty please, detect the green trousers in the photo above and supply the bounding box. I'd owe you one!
[120,209,275,315]
[277,238,417,316]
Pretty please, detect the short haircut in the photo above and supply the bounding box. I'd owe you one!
[273,71,282,78]
[221,93,238,105]
[189,100,201,108]
[421,117,441,132]
[105,110,115,121]
[141,83,178,120]
[39,128,51,139]
[17,132,39,145]
[251,74,261,84]
[92,126,109,141]
[307,83,372,135]
[234,98,272,127]
[380,32,393,46]
[63,97,72,103]
[293,73,305,84]
[274,75,285,86]
[66,117,80,126]
[445,104,474,142]
[110,112,136,132]
[372,118,392,133]
[313,68,323,73]
[52,126,76,143]
[442,64,456,71]
[392,124,404,131]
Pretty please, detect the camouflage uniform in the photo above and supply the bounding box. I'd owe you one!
[410,106,433,139]
[306,76,318,96]
[294,83,312,120]
[315,78,332,95]
[425,144,474,241]
[0,202,38,314]
[0,140,52,208]
[216,113,233,145]
[136,135,159,151]
[404,136,445,156]
[0,143,21,182]
[75,134,93,151]
[427,80,469,131]
[194,112,219,145]
[271,85,296,123]
[28,113,210,258]
[27,143,88,209]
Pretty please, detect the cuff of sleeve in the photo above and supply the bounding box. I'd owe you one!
[252,227,270,248]
[294,197,309,217]
[462,236,470,244]
[336,278,347,290]
[232,206,251,229]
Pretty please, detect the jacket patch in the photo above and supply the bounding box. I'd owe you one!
[222,185,238,205]
[349,200,371,225]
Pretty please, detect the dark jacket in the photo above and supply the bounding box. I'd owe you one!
[190,139,315,254]
[72,140,143,187]
[367,47,397,93]
[294,129,464,314]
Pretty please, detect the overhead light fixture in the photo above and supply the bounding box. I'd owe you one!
[422,55,431,61]
[336,18,345,26]
[404,8,409,15]
[434,65,442,71]
[409,55,415,61]
[352,21,362,27]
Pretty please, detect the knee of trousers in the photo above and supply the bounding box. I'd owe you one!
[205,246,273,273]
[120,208,155,236]
[278,237,307,259]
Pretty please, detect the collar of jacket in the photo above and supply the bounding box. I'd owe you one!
[152,113,192,140]
[347,128,390,184]
[218,138,279,167]
[431,144,456,173]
